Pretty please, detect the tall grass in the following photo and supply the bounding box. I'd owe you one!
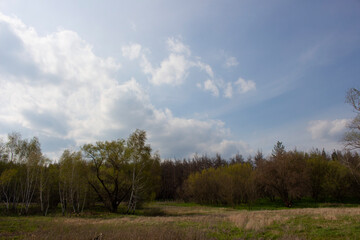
[1,203,360,239]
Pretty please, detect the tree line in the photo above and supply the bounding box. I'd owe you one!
[158,87,360,207]
[0,130,160,215]
[158,144,360,207]
[1,132,360,215]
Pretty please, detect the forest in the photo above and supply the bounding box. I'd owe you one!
[1,131,360,216]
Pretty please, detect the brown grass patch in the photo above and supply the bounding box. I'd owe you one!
[3,206,360,239]
[227,207,360,231]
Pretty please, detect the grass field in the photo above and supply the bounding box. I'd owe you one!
[1,202,360,239]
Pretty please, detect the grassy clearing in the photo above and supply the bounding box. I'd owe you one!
[1,203,360,239]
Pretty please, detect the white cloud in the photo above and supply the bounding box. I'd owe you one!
[198,79,233,98]
[0,13,252,159]
[122,43,142,60]
[225,56,238,68]
[142,53,189,85]
[203,79,219,97]
[199,77,254,98]
[141,37,214,86]
[209,140,251,158]
[195,61,214,78]
[235,77,256,93]
[224,82,233,98]
[167,37,191,56]
[308,119,350,141]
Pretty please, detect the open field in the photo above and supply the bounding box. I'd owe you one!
[1,203,360,240]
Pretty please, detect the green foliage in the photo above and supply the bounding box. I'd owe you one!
[82,129,159,213]
[306,151,329,200]
[1,130,360,216]
[322,160,352,201]
[0,168,17,185]
[183,163,255,206]
[272,141,285,157]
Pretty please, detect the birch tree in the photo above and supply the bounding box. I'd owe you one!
[59,150,88,215]
[18,137,42,214]
[126,130,160,214]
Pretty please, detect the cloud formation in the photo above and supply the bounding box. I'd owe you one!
[235,78,256,93]
[122,43,142,60]
[225,56,239,68]
[203,79,220,97]
[135,37,255,99]
[0,13,252,159]
[308,119,350,141]
[167,37,191,56]
[142,53,190,85]
[140,37,213,86]
[198,77,255,98]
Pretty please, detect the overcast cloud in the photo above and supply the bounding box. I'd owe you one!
[0,13,252,159]
[0,1,359,160]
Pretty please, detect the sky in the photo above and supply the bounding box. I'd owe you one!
[0,0,359,160]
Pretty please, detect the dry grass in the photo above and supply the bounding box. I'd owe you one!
[227,207,360,231]
[1,204,360,239]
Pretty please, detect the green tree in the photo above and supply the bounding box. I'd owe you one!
[83,138,129,213]
[183,162,256,206]
[226,163,256,205]
[322,159,352,201]
[0,168,18,211]
[82,130,158,213]
[272,141,285,157]
[306,150,329,201]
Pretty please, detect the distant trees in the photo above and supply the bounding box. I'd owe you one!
[183,162,255,206]
[256,143,309,207]
[1,130,360,214]
[157,154,228,200]
[172,143,359,207]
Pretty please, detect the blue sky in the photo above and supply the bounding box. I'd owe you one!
[0,1,359,160]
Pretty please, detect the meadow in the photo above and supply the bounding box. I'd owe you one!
[1,202,360,240]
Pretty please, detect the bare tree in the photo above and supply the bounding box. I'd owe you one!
[38,157,51,216]
[344,88,360,150]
